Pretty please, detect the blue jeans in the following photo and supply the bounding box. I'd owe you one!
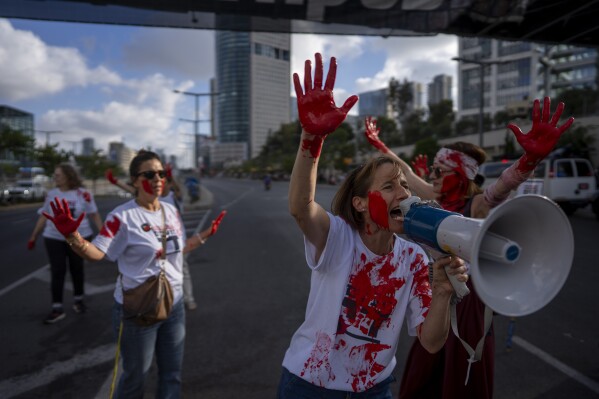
[277,367,395,399]
[112,299,186,399]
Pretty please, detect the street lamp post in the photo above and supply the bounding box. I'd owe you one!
[34,130,62,146]
[173,89,219,172]
[452,57,508,148]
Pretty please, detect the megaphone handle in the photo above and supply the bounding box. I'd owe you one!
[445,265,470,299]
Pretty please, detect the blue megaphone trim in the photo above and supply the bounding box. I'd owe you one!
[403,203,460,253]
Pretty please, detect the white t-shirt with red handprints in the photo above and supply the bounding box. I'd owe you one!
[39,188,99,240]
[282,213,431,392]
[92,200,186,305]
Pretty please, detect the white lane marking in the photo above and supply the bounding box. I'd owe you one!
[220,188,254,210]
[0,265,49,297]
[513,335,599,393]
[0,343,116,398]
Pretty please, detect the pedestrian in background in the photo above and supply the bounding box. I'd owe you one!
[28,162,103,324]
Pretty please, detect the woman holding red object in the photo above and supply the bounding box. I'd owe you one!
[364,97,574,398]
[42,150,226,398]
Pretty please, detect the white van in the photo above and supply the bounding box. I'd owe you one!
[516,157,596,215]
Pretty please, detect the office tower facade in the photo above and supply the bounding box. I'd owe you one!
[358,88,391,119]
[428,74,453,105]
[82,138,94,156]
[214,26,290,161]
[0,105,34,136]
[455,37,597,124]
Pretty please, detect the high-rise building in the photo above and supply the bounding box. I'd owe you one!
[428,74,453,105]
[0,105,34,136]
[455,38,597,126]
[214,22,291,162]
[358,88,391,120]
[108,142,136,173]
[82,138,95,156]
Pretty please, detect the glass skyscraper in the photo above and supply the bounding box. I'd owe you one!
[214,17,291,160]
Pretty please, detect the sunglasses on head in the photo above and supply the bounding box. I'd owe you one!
[136,170,166,179]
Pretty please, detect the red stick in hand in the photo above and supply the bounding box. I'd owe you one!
[105,169,118,185]
[42,197,85,238]
[209,210,227,236]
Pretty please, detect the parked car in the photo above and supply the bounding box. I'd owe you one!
[479,159,516,190]
[526,157,596,215]
[3,179,48,202]
[480,157,597,215]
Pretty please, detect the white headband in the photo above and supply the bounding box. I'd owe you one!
[434,148,479,180]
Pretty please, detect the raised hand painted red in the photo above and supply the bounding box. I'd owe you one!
[507,97,574,172]
[293,53,358,157]
[42,197,85,237]
[105,169,118,185]
[364,117,389,154]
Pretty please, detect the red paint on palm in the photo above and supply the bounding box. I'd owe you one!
[210,210,227,236]
[293,53,358,143]
[142,179,154,195]
[100,215,121,238]
[367,191,389,230]
[364,116,389,154]
[27,240,35,250]
[507,97,574,172]
[105,169,118,185]
[411,154,429,178]
[42,197,85,237]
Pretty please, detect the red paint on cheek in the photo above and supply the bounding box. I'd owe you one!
[441,174,467,202]
[142,180,154,195]
[367,191,389,229]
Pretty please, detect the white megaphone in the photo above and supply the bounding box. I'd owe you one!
[399,194,574,317]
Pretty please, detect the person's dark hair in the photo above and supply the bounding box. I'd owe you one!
[443,142,487,196]
[57,163,83,190]
[129,149,162,180]
[331,157,403,231]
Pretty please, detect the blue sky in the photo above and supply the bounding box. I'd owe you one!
[1,18,458,167]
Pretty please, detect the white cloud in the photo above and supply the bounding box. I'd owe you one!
[121,28,215,80]
[0,19,120,101]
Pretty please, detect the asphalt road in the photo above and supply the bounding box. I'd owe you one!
[0,178,598,398]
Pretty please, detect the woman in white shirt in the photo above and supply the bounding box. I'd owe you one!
[42,150,226,398]
[279,52,468,398]
[28,163,103,324]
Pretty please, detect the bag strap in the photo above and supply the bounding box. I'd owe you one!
[160,204,167,261]
[450,302,494,386]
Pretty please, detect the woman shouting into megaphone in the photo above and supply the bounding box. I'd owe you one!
[365,97,574,399]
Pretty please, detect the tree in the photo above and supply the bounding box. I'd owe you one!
[402,109,427,144]
[555,88,599,117]
[34,144,69,175]
[388,77,414,127]
[76,149,120,192]
[554,124,596,159]
[0,127,35,161]
[411,137,440,164]
[427,99,454,139]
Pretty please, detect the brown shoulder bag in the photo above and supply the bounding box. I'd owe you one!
[122,206,174,326]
